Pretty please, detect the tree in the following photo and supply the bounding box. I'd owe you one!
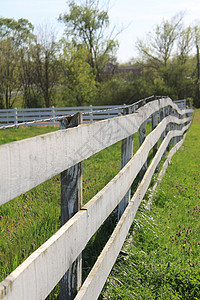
[0,17,34,47]
[59,0,118,82]
[193,23,200,108]
[18,43,43,108]
[0,18,34,108]
[60,45,98,106]
[136,13,183,68]
[31,26,59,107]
[134,14,199,103]
[177,26,194,64]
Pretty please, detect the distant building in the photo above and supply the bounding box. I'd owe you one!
[117,66,142,77]
[105,63,142,78]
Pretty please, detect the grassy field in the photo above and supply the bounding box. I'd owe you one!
[0,111,198,299]
[0,125,136,297]
[101,110,200,299]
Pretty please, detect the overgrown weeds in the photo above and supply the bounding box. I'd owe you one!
[101,109,200,299]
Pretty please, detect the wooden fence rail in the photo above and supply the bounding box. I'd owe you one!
[0,100,186,127]
[0,97,193,300]
[0,105,127,126]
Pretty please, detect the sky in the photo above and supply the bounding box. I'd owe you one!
[0,0,200,63]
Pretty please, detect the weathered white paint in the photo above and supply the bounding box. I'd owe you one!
[0,98,193,205]
[160,108,165,143]
[152,111,159,172]
[0,115,191,300]
[59,113,83,300]
[0,100,188,129]
[74,123,192,300]
[171,108,176,145]
[139,120,147,179]
[166,106,171,152]
[118,107,134,219]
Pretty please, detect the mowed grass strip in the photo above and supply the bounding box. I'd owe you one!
[101,110,200,300]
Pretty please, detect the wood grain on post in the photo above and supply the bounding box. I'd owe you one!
[174,111,179,143]
[118,107,134,219]
[139,101,147,179]
[152,111,159,172]
[167,106,172,151]
[160,108,165,143]
[152,112,158,153]
[179,113,184,141]
[138,124,146,145]
[170,108,175,145]
[163,106,169,156]
[59,112,83,300]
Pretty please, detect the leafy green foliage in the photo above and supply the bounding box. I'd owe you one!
[0,18,35,109]
[60,45,98,106]
[0,17,34,46]
[135,14,200,105]
[59,0,118,82]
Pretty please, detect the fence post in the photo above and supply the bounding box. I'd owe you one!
[152,110,159,172]
[170,108,176,145]
[160,108,165,143]
[52,106,55,127]
[177,112,180,142]
[59,112,83,300]
[89,105,93,123]
[14,107,18,126]
[174,110,179,144]
[163,106,169,156]
[139,100,147,179]
[118,106,134,219]
[166,106,172,151]
[179,111,184,141]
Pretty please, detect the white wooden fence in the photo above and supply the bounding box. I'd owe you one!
[0,105,127,126]
[0,99,187,127]
[0,97,193,300]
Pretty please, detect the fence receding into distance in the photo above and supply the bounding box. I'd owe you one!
[0,97,193,300]
[0,99,186,128]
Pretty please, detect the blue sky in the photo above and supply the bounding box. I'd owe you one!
[0,0,200,62]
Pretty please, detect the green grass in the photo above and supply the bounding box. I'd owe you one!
[0,118,179,299]
[0,126,59,145]
[101,110,200,299]
[0,125,124,294]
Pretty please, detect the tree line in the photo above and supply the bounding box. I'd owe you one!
[0,1,200,109]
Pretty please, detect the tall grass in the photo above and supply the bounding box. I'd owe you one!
[101,110,200,299]
[0,125,125,295]
[0,116,185,299]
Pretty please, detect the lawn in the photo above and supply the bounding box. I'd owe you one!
[0,124,124,294]
[0,111,197,300]
[101,109,200,299]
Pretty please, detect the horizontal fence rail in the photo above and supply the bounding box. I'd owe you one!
[0,97,193,300]
[74,128,190,300]
[0,105,128,127]
[0,98,191,206]
[0,99,187,128]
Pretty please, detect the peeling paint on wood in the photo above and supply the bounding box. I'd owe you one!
[59,113,83,300]
[118,107,134,219]
[0,98,193,206]
[139,120,147,179]
[74,123,192,300]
